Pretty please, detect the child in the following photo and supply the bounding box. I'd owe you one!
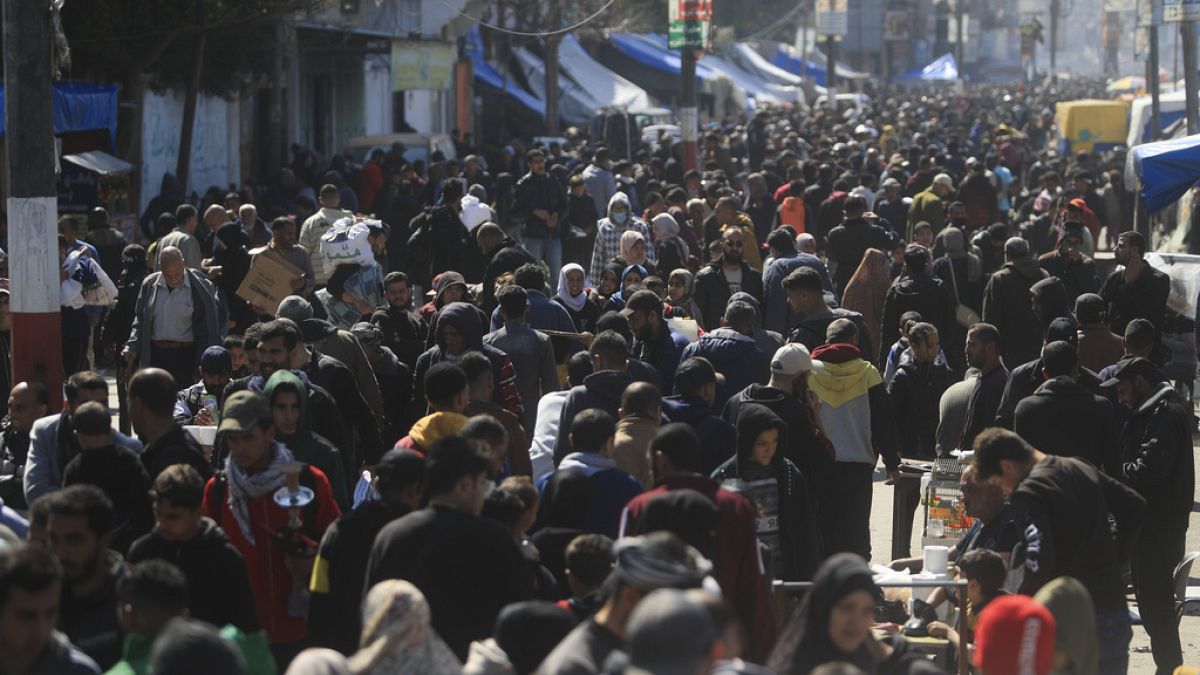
[927,548,1008,651]
[558,534,615,620]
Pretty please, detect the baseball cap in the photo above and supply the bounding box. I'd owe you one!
[621,290,663,317]
[218,391,271,433]
[276,295,314,322]
[932,173,954,188]
[1099,356,1160,388]
[675,357,725,392]
[771,343,813,376]
[199,346,232,374]
[350,321,382,347]
[882,177,901,189]
[373,448,426,483]
[974,595,1056,675]
[1074,293,1104,323]
[1061,221,1086,243]
[625,589,717,675]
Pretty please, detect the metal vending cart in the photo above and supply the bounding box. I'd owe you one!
[922,456,974,547]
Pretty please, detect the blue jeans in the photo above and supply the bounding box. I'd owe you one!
[523,237,562,293]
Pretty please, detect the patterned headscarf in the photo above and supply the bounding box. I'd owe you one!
[349,580,462,675]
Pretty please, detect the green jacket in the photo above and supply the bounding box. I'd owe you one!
[105,625,277,675]
[907,188,946,241]
[264,369,350,509]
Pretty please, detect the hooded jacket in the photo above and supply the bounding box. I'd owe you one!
[370,304,427,371]
[722,383,834,477]
[1029,276,1075,335]
[787,308,874,361]
[264,370,349,509]
[395,412,469,456]
[693,260,765,332]
[553,369,635,464]
[546,454,643,539]
[809,344,900,470]
[1117,382,1194,530]
[222,370,349,463]
[299,319,385,422]
[680,328,770,410]
[982,259,1049,368]
[405,202,470,288]
[711,404,821,582]
[589,192,655,285]
[878,273,956,364]
[825,217,896,296]
[994,358,1101,430]
[888,355,955,460]
[302,345,385,468]
[413,302,523,418]
[632,318,689,394]
[309,499,412,655]
[127,517,259,632]
[661,395,737,475]
[1013,375,1118,471]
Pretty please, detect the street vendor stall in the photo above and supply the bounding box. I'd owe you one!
[58,150,137,241]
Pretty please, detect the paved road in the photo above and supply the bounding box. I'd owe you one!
[868,447,1200,673]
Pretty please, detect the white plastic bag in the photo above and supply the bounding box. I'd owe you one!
[459,195,493,232]
[82,259,118,306]
[318,217,373,267]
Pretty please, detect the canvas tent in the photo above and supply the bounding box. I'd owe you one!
[1125,133,1200,215]
[558,35,653,113]
[893,54,959,82]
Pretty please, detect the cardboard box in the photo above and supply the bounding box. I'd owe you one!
[237,250,303,315]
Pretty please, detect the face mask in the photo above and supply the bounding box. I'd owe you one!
[612,211,629,224]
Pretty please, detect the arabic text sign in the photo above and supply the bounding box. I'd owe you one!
[1163,0,1200,21]
[668,0,711,49]
[391,41,454,91]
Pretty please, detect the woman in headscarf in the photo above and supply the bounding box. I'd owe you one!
[611,229,658,277]
[285,649,352,675]
[601,263,649,314]
[651,213,688,274]
[1033,577,1098,675]
[554,263,601,333]
[264,370,349,509]
[711,404,820,582]
[349,580,462,675]
[768,553,947,674]
[210,221,255,332]
[839,248,893,361]
[587,262,622,312]
[100,244,151,362]
[930,227,983,315]
[666,268,704,327]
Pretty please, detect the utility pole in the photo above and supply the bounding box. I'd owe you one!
[3,0,62,409]
[955,0,963,68]
[826,36,837,109]
[1049,0,1059,74]
[1149,25,1162,140]
[268,19,284,175]
[681,47,698,172]
[1183,21,1199,133]
[543,1,562,135]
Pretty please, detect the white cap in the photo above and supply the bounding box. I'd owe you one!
[932,173,954,187]
[771,343,813,376]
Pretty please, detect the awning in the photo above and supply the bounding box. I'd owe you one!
[466,27,544,118]
[770,44,868,86]
[893,53,959,82]
[62,150,132,176]
[630,34,795,107]
[607,33,722,81]
[512,46,597,125]
[727,43,802,87]
[559,35,653,113]
[1125,133,1200,214]
[0,82,119,147]
[1128,91,1189,147]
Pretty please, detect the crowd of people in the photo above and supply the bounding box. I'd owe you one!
[0,79,1194,675]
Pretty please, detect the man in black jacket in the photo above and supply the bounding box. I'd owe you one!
[310,449,425,655]
[825,195,894,296]
[0,381,48,510]
[555,331,635,465]
[982,237,1048,369]
[511,149,568,293]
[994,318,1101,430]
[1013,341,1117,471]
[973,428,1145,675]
[888,322,953,461]
[405,179,468,289]
[365,437,532,660]
[1037,221,1100,305]
[127,464,258,632]
[476,222,537,315]
[128,369,211,483]
[661,358,736,476]
[878,245,956,368]
[782,267,872,357]
[1101,231,1170,360]
[693,228,764,332]
[1104,357,1194,675]
[371,271,428,372]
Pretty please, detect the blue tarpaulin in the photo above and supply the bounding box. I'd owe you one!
[608,33,722,80]
[1125,133,1200,214]
[0,82,119,147]
[771,48,830,85]
[893,53,959,82]
[466,26,545,118]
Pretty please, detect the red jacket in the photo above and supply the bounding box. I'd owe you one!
[620,474,777,663]
[202,463,341,645]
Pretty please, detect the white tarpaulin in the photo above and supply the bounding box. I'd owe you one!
[558,35,653,112]
[512,46,598,125]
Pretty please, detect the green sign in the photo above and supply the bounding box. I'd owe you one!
[668,20,709,49]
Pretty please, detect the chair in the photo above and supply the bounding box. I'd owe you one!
[1174,550,1200,622]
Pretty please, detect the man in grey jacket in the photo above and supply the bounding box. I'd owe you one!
[23,371,141,506]
[122,247,223,388]
[485,284,559,434]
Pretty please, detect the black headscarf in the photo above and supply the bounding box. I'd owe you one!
[734,403,790,466]
[768,553,880,674]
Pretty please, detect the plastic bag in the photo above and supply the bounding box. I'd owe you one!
[318,217,373,267]
[81,257,118,306]
[459,195,493,232]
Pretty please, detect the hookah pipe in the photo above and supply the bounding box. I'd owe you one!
[271,462,317,617]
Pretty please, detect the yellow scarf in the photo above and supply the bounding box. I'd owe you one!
[808,359,882,408]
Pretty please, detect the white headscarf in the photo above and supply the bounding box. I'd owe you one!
[556,263,589,313]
